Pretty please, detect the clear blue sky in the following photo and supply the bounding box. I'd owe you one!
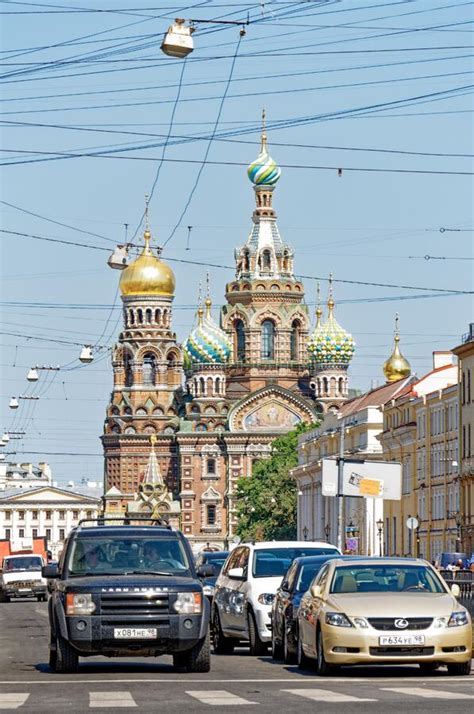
[1,0,473,486]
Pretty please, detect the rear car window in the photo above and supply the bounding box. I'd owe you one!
[253,547,339,578]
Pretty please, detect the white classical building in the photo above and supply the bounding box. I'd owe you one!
[0,461,52,491]
[0,484,102,559]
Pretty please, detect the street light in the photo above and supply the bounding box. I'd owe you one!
[9,396,39,409]
[161,16,248,58]
[376,518,384,556]
[324,523,331,542]
[303,526,308,541]
[27,365,60,382]
[79,346,94,363]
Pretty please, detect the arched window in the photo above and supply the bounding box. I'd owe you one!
[290,319,300,361]
[142,353,156,385]
[207,504,216,525]
[137,308,143,324]
[207,458,216,475]
[145,308,152,324]
[234,320,246,362]
[322,376,329,395]
[261,319,275,360]
[124,354,133,387]
[262,249,271,270]
[338,377,345,396]
[243,250,250,271]
[129,310,135,326]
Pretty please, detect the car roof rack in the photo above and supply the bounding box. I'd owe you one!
[76,516,173,530]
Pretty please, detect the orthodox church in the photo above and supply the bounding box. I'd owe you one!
[101,119,357,551]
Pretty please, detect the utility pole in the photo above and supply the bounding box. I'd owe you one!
[337,418,345,552]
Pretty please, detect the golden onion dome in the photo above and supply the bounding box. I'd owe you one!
[119,229,175,297]
[383,334,411,383]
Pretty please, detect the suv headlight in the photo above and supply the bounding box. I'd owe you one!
[257,593,275,606]
[66,593,96,615]
[325,612,353,628]
[173,592,202,614]
[448,611,469,627]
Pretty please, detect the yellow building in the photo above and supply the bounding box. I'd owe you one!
[452,324,474,555]
[380,352,459,561]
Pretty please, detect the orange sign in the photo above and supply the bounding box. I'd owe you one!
[359,478,383,497]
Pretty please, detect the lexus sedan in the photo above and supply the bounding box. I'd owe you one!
[297,557,472,676]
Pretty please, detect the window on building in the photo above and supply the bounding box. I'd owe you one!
[290,320,300,361]
[4,510,11,521]
[46,528,51,541]
[32,528,38,538]
[261,249,272,270]
[31,510,38,520]
[59,529,65,541]
[45,510,52,520]
[18,511,25,521]
[207,504,216,526]
[234,320,246,362]
[207,458,216,475]
[143,352,156,386]
[468,369,472,403]
[124,353,133,387]
[5,528,11,540]
[72,510,79,519]
[59,510,65,520]
[462,371,466,405]
[86,510,93,519]
[19,528,25,538]
[261,320,275,360]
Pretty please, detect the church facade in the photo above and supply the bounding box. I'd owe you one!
[101,121,355,552]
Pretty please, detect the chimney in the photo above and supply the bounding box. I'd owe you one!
[433,351,455,370]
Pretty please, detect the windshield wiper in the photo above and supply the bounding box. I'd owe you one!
[125,570,178,576]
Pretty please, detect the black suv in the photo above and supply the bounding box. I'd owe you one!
[44,521,211,673]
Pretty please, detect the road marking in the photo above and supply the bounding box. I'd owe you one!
[283,688,376,703]
[0,694,29,709]
[89,691,137,708]
[382,687,474,700]
[186,690,256,706]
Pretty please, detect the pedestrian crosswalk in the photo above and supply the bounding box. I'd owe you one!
[0,684,473,709]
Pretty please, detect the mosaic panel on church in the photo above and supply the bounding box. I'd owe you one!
[242,400,302,431]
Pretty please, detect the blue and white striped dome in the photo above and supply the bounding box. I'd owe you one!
[184,300,231,366]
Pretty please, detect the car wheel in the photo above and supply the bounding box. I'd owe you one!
[447,660,472,676]
[316,629,335,676]
[419,662,440,674]
[283,625,296,665]
[179,631,211,673]
[247,611,268,657]
[48,638,57,671]
[271,628,283,660]
[55,634,79,674]
[212,611,235,655]
[297,632,313,670]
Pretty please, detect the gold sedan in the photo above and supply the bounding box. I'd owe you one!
[297,557,472,675]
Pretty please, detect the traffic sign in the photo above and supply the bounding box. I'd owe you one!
[406,516,419,530]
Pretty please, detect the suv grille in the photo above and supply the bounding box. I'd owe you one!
[368,617,433,631]
[100,592,170,617]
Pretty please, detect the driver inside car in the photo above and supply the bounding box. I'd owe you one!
[142,542,185,570]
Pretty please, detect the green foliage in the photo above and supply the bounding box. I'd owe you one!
[234,422,319,542]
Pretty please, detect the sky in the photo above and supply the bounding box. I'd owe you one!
[0,0,473,487]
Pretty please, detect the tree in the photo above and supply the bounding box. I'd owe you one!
[234,422,318,541]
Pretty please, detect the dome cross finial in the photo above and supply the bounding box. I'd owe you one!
[328,273,335,313]
[261,107,267,153]
[205,271,212,318]
[315,281,322,325]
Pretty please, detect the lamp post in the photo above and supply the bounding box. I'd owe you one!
[303,526,308,541]
[447,511,463,551]
[376,518,384,556]
[324,523,331,542]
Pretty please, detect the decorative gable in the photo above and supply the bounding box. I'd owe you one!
[228,385,316,432]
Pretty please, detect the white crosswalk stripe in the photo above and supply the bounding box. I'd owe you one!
[89,691,137,708]
[0,694,29,710]
[382,687,474,700]
[186,690,256,706]
[283,688,376,703]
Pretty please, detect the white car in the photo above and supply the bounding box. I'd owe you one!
[212,541,341,655]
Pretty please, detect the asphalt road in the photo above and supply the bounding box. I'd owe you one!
[0,600,473,713]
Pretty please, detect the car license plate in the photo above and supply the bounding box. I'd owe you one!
[113,628,157,639]
[379,635,425,646]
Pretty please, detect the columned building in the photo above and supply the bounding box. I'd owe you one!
[101,120,357,551]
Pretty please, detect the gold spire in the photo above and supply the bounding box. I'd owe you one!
[383,313,411,383]
[315,281,322,326]
[119,197,175,297]
[260,107,268,153]
[196,280,204,325]
[204,271,212,318]
[327,273,335,314]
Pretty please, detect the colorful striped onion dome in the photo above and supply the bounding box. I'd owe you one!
[308,297,355,366]
[184,299,231,366]
[247,114,281,186]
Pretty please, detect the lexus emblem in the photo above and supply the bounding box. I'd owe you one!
[394,618,409,629]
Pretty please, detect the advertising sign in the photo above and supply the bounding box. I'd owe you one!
[321,458,401,500]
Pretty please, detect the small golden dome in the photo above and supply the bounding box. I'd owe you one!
[383,335,411,382]
[119,232,175,297]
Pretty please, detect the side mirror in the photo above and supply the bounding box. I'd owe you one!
[451,583,461,598]
[228,567,245,580]
[42,564,59,579]
[310,583,323,599]
[197,564,215,578]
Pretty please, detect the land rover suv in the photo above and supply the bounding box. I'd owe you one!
[44,521,211,673]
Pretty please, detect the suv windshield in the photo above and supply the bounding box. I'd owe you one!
[330,565,446,594]
[253,547,339,578]
[3,556,42,572]
[67,537,191,577]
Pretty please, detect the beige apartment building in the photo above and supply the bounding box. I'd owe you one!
[380,352,459,561]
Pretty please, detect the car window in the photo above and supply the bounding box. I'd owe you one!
[282,561,298,592]
[252,547,338,578]
[3,556,42,572]
[330,565,445,594]
[67,537,190,576]
[222,548,242,576]
[311,563,331,593]
[296,562,332,593]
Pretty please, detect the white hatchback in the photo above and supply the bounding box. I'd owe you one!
[212,541,341,655]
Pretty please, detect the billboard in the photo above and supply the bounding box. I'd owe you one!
[321,458,401,501]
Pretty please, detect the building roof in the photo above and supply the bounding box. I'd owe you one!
[0,485,101,504]
[338,376,412,418]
